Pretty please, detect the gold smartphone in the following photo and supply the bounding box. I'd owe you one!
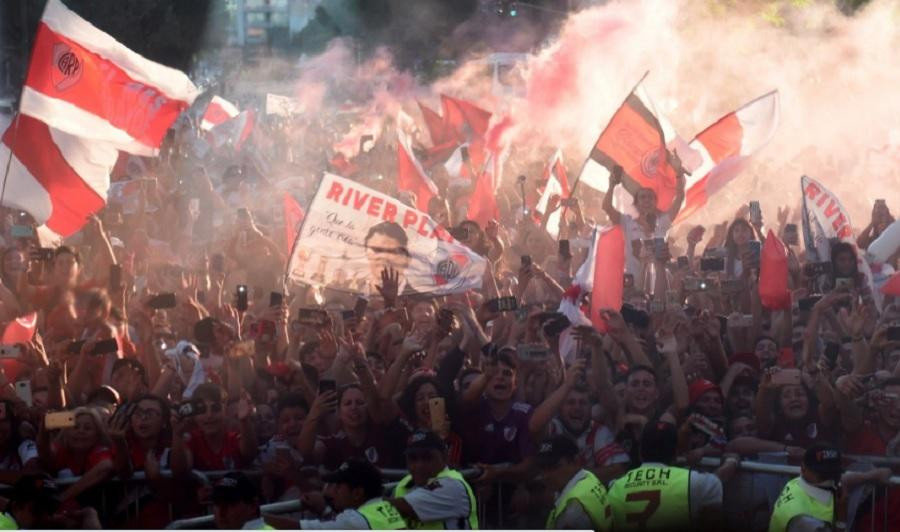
[429,398,446,432]
[45,411,77,430]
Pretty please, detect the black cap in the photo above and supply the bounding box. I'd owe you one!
[536,435,579,468]
[212,472,258,505]
[404,430,447,454]
[11,474,60,511]
[803,443,842,482]
[322,459,384,499]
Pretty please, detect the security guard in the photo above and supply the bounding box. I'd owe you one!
[769,443,842,532]
[608,421,723,531]
[212,472,274,530]
[536,435,612,530]
[387,430,479,529]
[264,459,404,530]
[0,475,61,530]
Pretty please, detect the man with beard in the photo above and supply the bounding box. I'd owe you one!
[529,361,629,482]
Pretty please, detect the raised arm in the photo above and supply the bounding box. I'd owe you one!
[602,165,624,226]
[665,150,688,220]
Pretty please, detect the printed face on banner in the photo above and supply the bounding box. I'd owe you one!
[288,173,485,295]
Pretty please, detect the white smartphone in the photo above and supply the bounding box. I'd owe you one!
[14,380,32,408]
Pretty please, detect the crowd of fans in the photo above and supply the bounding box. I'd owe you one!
[0,93,896,531]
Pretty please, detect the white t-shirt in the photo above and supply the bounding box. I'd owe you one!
[401,474,473,529]
[0,440,38,470]
[547,418,629,470]
[622,213,673,276]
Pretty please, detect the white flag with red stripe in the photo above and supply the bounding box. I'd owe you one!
[535,149,570,238]
[0,114,116,239]
[19,0,199,156]
[675,91,780,223]
[397,129,438,212]
[200,96,239,132]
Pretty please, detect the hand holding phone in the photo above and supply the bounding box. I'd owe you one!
[236,285,249,312]
[45,411,76,430]
[770,368,802,386]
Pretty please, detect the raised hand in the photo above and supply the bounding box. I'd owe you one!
[377,267,400,307]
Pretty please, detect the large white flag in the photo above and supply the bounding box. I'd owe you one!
[286,173,486,296]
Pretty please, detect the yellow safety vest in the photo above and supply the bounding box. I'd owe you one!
[768,477,834,532]
[0,513,16,530]
[393,467,479,529]
[546,469,612,531]
[609,464,691,531]
[357,498,406,530]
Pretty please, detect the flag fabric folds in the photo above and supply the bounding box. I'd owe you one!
[535,149,570,238]
[200,95,240,132]
[397,129,439,212]
[759,230,791,310]
[19,0,198,156]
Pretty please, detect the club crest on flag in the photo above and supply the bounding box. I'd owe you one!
[433,253,469,285]
[640,146,666,178]
[51,42,82,91]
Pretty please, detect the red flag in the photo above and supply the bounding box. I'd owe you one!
[882,272,900,297]
[577,78,680,210]
[441,95,492,141]
[200,95,240,132]
[283,193,304,255]
[466,155,500,228]
[589,226,625,333]
[418,101,451,146]
[759,230,791,310]
[20,0,198,155]
[0,114,115,239]
[675,91,779,223]
[397,130,438,212]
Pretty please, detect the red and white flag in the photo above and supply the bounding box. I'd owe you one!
[418,101,452,147]
[535,149,570,238]
[441,95,492,141]
[283,193,305,255]
[576,76,683,211]
[0,114,116,239]
[397,129,438,212]
[200,95,239,132]
[675,91,780,223]
[208,110,255,151]
[466,152,501,228]
[19,0,199,156]
[558,225,625,332]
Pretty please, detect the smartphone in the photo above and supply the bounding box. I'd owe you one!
[10,225,34,238]
[834,277,854,290]
[211,253,225,274]
[0,345,21,359]
[620,305,650,329]
[700,257,725,272]
[542,315,571,337]
[318,379,337,396]
[354,297,369,319]
[109,264,122,292]
[676,256,689,270]
[148,293,177,309]
[521,255,532,268]
[340,309,357,322]
[798,295,823,312]
[784,224,799,245]
[297,308,328,325]
[516,344,549,361]
[487,296,519,313]
[91,338,119,356]
[653,238,668,262]
[44,411,76,430]
[747,240,762,264]
[558,240,571,260]
[824,342,840,367]
[15,381,32,408]
[771,368,802,386]
[429,397,446,432]
[269,292,284,308]
[887,326,900,342]
[236,285,248,312]
[749,201,762,226]
[623,273,634,289]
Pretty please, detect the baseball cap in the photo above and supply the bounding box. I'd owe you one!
[803,443,842,483]
[322,459,384,497]
[536,435,579,468]
[688,379,723,406]
[212,472,258,505]
[11,474,61,511]
[404,430,447,455]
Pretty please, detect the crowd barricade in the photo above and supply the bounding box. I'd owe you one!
[1,458,893,530]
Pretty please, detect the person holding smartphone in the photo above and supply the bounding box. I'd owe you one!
[603,157,687,287]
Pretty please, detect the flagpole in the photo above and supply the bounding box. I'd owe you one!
[282,173,326,297]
